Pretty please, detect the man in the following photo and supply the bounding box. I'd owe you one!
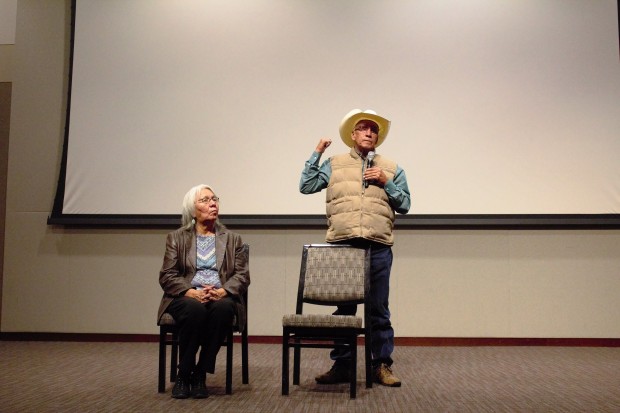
[299,108,411,387]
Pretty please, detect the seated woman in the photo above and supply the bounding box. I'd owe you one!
[157,184,250,399]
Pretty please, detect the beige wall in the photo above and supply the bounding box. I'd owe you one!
[2,1,620,338]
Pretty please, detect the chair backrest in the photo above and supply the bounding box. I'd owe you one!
[237,243,250,330]
[296,244,370,313]
[241,243,249,265]
[242,243,249,303]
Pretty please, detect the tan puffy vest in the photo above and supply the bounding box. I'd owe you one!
[326,149,397,245]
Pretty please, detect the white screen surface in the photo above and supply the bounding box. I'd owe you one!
[59,0,620,219]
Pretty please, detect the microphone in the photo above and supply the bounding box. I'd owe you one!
[367,151,375,166]
[364,151,376,188]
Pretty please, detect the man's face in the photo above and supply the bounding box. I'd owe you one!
[351,120,379,153]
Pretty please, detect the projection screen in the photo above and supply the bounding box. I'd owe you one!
[49,0,620,227]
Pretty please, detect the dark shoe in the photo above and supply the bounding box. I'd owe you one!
[374,363,401,387]
[315,364,351,384]
[190,373,209,399]
[171,376,190,399]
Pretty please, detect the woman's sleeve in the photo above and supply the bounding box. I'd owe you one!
[159,232,192,297]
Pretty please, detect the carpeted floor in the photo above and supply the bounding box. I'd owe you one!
[0,341,619,412]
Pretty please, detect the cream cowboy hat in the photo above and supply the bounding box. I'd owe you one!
[339,109,391,148]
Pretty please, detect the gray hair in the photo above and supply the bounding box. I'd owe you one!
[180,184,217,230]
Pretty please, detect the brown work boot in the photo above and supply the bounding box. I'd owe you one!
[315,364,351,384]
[374,363,402,387]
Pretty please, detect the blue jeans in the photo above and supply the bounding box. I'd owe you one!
[330,241,395,367]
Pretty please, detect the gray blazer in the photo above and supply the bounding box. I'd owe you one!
[157,222,250,331]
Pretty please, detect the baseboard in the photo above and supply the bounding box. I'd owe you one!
[1,332,618,346]
[393,337,620,347]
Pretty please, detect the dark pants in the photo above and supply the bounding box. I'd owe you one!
[166,296,236,378]
[330,241,395,367]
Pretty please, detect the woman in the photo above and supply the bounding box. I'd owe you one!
[157,184,250,399]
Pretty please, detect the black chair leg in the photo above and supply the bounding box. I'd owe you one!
[350,337,357,399]
[293,342,302,385]
[242,329,249,384]
[365,335,373,388]
[225,328,233,395]
[170,331,178,382]
[282,330,290,395]
[158,330,166,393]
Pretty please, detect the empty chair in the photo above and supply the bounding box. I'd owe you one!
[282,243,372,399]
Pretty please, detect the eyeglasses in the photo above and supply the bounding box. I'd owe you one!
[197,196,220,204]
[354,125,379,135]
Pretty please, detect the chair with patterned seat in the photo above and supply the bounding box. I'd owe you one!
[282,243,372,399]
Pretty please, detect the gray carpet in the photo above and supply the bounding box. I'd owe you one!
[0,341,619,412]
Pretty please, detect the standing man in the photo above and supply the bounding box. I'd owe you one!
[299,109,411,387]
